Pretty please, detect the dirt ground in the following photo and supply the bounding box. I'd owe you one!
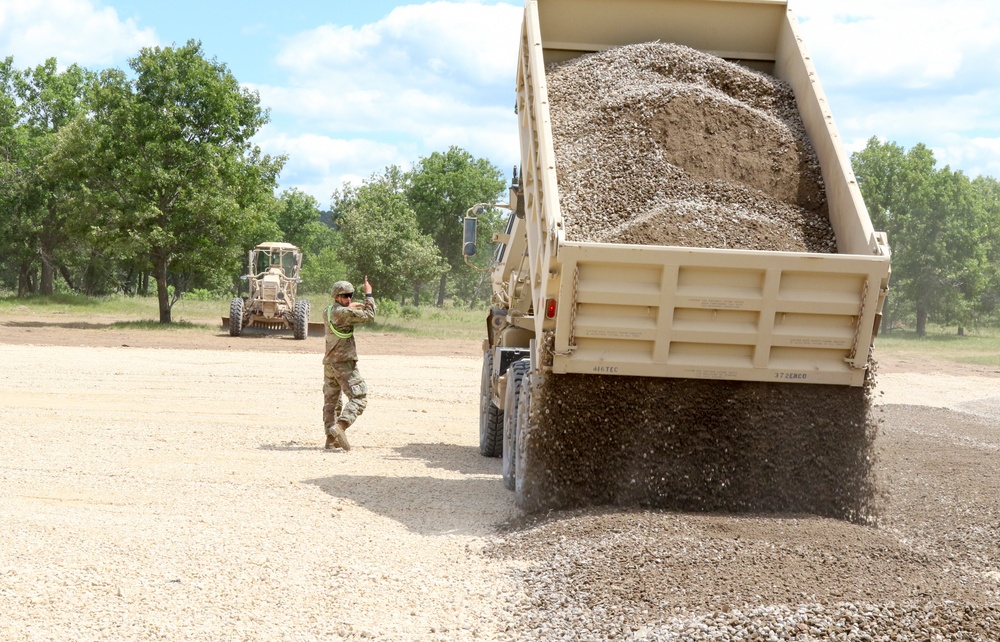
[2,311,999,640]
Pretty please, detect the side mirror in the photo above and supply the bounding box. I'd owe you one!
[463,216,478,257]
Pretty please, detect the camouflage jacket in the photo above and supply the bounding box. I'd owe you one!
[322,296,376,364]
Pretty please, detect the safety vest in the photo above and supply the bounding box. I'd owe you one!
[325,304,354,339]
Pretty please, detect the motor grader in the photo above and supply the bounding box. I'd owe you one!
[228,242,311,340]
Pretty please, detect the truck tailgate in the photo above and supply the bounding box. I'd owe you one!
[551,241,888,386]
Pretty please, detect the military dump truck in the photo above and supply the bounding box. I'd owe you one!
[466,0,891,520]
[228,242,311,340]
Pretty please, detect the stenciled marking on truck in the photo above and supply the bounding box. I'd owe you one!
[584,328,645,339]
[775,372,808,380]
[682,368,739,379]
[788,337,847,348]
[691,298,745,310]
[592,365,620,373]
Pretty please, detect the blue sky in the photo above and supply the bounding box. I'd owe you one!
[2,0,998,207]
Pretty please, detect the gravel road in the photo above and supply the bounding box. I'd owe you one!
[2,319,999,641]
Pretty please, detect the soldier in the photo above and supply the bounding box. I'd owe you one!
[322,277,375,451]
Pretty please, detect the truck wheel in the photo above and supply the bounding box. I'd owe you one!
[293,299,310,340]
[479,349,504,457]
[513,372,536,508]
[229,298,244,337]
[502,360,530,490]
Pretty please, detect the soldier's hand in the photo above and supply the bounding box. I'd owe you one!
[363,276,372,295]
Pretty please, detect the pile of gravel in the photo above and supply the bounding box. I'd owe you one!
[547,42,836,252]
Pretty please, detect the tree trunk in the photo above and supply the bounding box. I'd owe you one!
[916,305,927,337]
[18,262,35,297]
[57,263,76,292]
[154,261,172,324]
[39,250,55,296]
[413,285,421,306]
[957,327,964,336]
[436,272,447,307]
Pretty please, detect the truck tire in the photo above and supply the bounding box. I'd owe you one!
[502,360,530,490]
[513,372,537,508]
[293,299,310,340]
[479,349,504,457]
[229,298,244,337]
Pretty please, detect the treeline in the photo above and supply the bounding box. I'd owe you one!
[0,42,508,322]
[852,138,1000,335]
[5,44,1000,333]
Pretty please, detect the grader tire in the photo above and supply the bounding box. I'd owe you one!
[502,360,529,490]
[228,298,244,337]
[479,349,504,457]
[293,299,310,340]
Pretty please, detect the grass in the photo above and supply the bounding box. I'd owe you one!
[7,293,999,361]
[0,292,486,341]
[875,326,1000,367]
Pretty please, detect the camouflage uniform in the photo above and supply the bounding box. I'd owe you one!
[322,289,376,433]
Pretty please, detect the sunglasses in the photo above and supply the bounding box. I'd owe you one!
[340,292,354,299]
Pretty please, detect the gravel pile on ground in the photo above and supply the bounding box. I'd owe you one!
[490,404,1000,640]
[547,42,836,252]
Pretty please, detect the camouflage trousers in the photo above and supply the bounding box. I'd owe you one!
[323,359,368,430]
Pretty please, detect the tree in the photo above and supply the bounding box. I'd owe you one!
[51,40,285,322]
[405,146,506,305]
[275,188,340,295]
[0,58,92,295]
[852,138,991,335]
[332,166,444,302]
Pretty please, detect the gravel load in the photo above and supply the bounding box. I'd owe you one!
[547,42,836,252]
[515,42,875,518]
[515,369,880,522]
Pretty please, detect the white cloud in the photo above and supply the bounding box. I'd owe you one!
[792,1,1000,177]
[0,0,157,68]
[256,129,415,206]
[793,1,1000,90]
[260,1,523,201]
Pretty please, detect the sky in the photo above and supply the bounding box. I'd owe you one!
[2,0,999,208]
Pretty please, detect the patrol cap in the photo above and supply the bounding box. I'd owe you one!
[332,280,355,297]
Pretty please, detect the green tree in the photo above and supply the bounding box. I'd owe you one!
[0,58,92,295]
[332,166,444,302]
[405,146,506,305]
[275,188,340,295]
[51,41,284,322]
[852,138,990,335]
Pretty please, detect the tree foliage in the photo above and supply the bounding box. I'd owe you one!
[331,166,444,302]
[405,146,506,305]
[852,137,996,334]
[49,41,285,322]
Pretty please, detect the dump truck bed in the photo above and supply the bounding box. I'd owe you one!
[514,0,890,387]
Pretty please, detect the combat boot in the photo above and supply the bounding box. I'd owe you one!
[332,422,351,452]
[324,426,341,450]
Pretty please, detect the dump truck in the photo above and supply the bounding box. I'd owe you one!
[466,0,891,520]
[228,242,311,340]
